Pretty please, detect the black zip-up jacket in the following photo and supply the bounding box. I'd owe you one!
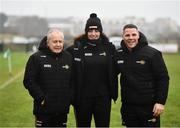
[23,36,73,115]
[66,34,118,105]
[116,32,169,105]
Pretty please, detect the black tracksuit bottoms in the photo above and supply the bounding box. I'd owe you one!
[35,113,67,127]
[121,103,160,127]
[74,96,111,127]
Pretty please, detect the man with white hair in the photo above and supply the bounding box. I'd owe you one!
[23,28,73,127]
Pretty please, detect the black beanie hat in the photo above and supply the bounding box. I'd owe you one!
[85,13,103,33]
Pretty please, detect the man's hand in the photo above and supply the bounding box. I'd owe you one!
[153,103,165,117]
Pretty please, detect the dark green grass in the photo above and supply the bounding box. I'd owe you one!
[0,52,179,127]
[0,52,29,85]
[160,53,180,126]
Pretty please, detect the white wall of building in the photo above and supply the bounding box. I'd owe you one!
[149,43,178,53]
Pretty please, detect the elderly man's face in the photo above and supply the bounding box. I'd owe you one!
[47,32,64,53]
[123,28,139,50]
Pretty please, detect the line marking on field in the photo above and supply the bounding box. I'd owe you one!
[0,70,24,90]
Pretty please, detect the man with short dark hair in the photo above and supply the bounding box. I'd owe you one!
[116,24,169,127]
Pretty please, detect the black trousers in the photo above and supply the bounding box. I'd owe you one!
[74,96,111,127]
[121,103,160,127]
[35,113,67,127]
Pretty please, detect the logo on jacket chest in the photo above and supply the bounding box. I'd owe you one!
[43,64,69,70]
[99,52,106,56]
[117,59,146,65]
[136,60,146,65]
[62,65,69,69]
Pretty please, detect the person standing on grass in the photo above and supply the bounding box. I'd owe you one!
[23,28,73,127]
[115,24,169,127]
[66,13,118,127]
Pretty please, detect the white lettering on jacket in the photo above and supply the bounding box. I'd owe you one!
[117,49,123,52]
[99,52,106,56]
[40,55,46,58]
[85,53,93,56]
[117,60,124,64]
[73,48,78,50]
[44,64,51,68]
[74,58,81,61]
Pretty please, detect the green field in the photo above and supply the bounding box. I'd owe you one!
[0,52,180,127]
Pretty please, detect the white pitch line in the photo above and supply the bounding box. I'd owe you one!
[0,70,24,90]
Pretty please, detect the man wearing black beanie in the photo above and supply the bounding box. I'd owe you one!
[66,13,118,127]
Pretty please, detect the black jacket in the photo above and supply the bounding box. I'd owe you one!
[23,36,73,115]
[116,32,169,105]
[66,34,118,105]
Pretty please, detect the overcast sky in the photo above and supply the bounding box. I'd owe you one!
[0,0,180,24]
